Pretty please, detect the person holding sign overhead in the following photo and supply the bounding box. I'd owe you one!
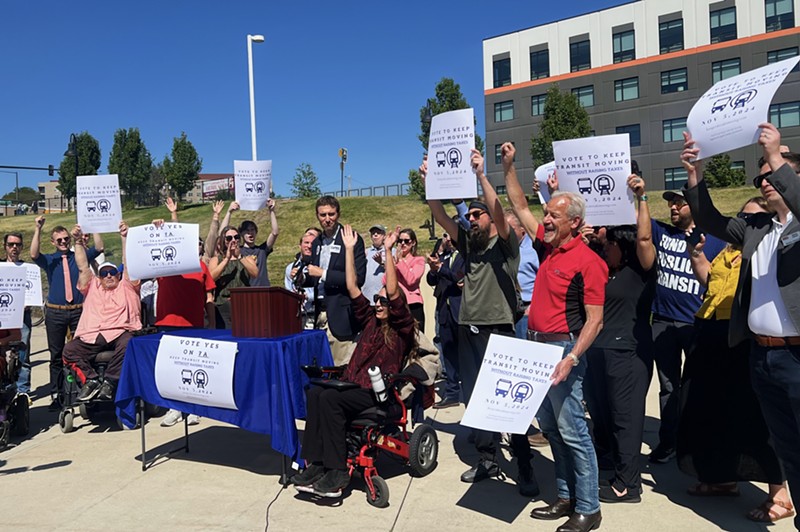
[237,198,279,287]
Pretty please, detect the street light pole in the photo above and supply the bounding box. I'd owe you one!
[247,34,265,161]
[421,104,436,239]
[338,148,348,196]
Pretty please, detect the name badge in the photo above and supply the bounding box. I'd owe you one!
[330,244,341,254]
[781,231,800,247]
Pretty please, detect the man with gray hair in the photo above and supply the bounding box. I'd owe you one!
[504,142,607,532]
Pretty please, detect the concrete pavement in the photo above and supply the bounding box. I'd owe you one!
[1,324,795,531]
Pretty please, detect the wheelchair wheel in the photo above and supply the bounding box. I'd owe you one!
[10,396,30,436]
[408,424,438,477]
[365,474,389,508]
[78,402,93,421]
[59,409,74,433]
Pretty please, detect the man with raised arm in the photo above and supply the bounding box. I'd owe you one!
[504,141,607,532]
[422,148,537,497]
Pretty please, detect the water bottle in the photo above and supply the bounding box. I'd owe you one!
[368,366,388,403]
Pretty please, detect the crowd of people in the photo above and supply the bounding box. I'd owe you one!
[2,121,799,531]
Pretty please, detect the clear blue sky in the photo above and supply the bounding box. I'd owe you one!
[0,0,625,198]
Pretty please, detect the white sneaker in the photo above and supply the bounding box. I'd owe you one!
[160,409,183,427]
[187,414,201,426]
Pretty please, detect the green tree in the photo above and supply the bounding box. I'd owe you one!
[162,132,202,200]
[291,162,322,198]
[2,187,40,204]
[407,168,425,200]
[530,84,592,169]
[418,77,485,154]
[58,131,101,207]
[108,127,153,207]
[703,154,747,188]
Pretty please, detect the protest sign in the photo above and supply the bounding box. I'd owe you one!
[552,134,635,226]
[0,263,27,329]
[234,160,272,211]
[23,263,42,307]
[534,161,556,204]
[155,334,238,409]
[425,109,478,200]
[461,334,563,434]
[687,56,800,160]
[124,223,201,281]
[76,174,123,233]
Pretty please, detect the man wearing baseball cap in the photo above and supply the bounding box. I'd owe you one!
[362,224,386,305]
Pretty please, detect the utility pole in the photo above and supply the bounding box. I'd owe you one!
[338,148,347,196]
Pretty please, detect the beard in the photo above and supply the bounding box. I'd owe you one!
[469,225,491,252]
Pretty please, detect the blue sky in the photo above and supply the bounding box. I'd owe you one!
[0,0,624,198]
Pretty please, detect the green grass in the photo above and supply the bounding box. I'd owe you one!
[0,186,761,287]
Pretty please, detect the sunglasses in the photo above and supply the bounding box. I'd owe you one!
[398,238,413,245]
[5,242,22,248]
[224,234,240,242]
[99,268,119,278]
[668,200,687,209]
[753,171,772,189]
[373,294,389,307]
[466,210,487,221]
[737,212,756,222]
[55,237,71,244]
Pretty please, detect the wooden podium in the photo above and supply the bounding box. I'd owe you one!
[229,287,304,338]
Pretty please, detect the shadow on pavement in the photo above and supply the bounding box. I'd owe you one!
[0,459,72,476]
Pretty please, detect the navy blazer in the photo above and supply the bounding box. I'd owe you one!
[308,224,367,340]
[426,250,465,328]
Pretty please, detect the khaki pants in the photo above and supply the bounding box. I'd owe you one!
[316,311,356,366]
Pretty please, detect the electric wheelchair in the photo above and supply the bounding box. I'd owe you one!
[0,341,30,449]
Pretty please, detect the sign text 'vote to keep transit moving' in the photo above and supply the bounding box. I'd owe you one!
[234,160,272,211]
[124,223,201,281]
[76,174,123,234]
[687,55,800,160]
[154,334,238,410]
[535,161,556,204]
[425,108,478,201]
[461,334,563,434]
[0,263,27,330]
[552,133,635,226]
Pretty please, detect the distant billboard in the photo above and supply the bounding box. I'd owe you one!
[202,177,234,199]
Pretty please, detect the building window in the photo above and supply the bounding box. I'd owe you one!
[663,118,687,143]
[769,101,800,128]
[613,30,635,63]
[531,94,546,116]
[664,167,688,189]
[495,144,503,165]
[659,19,684,54]
[572,85,594,107]
[530,49,549,80]
[493,57,511,88]
[710,7,737,43]
[732,160,746,171]
[712,58,741,83]
[614,77,639,102]
[616,124,641,147]
[661,68,688,93]
[494,100,514,122]
[570,40,591,72]
[768,47,800,72]
[766,0,795,32]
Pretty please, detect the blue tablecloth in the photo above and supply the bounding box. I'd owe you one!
[115,329,332,461]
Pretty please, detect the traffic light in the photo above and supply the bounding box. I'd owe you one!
[339,148,348,163]
[48,164,54,176]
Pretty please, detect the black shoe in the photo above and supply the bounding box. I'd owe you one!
[77,379,102,402]
[292,463,325,492]
[460,459,501,483]
[599,483,641,503]
[517,462,540,497]
[312,469,351,498]
[648,445,676,464]
[531,498,576,520]
[556,510,602,532]
[97,380,116,401]
[433,397,459,409]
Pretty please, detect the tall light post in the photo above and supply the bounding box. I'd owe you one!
[338,148,347,196]
[64,133,79,177]
[421,104,436,239]
[0,170,19,201]
[247,34,265,161]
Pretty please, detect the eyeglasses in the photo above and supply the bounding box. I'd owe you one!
[398,238,413,245]
[224,234,240,242]
[668,200,687,209]
[373,294,389,307]
[99,268,119,278]
[55,237,71,244]
[466,210,487,221]
[737,212,756,222]
[5,242,22,248]
[753,171,772,189]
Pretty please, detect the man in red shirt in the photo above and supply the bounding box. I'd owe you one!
[504,142,607,532]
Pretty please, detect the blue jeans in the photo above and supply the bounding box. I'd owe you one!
[16,308,32,393]
[750,344,800,531]
[536,340,599,515]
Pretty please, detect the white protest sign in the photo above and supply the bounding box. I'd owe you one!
[552,134,635,226]
[461,334,563,434]
[23,263,43,307]
[124,223,201,281]
[76,174,123,233]
[154,334,238,409]
[0,263,27,329]
[534,161,556,204]
[234,160,272,211]
[425,109,478,200]
[687,56,800,160]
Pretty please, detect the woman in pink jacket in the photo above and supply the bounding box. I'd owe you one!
[395,228,426,333]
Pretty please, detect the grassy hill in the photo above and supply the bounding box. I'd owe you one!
[0,186,761,288]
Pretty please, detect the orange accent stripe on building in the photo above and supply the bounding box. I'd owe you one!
[484,26,800,95]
